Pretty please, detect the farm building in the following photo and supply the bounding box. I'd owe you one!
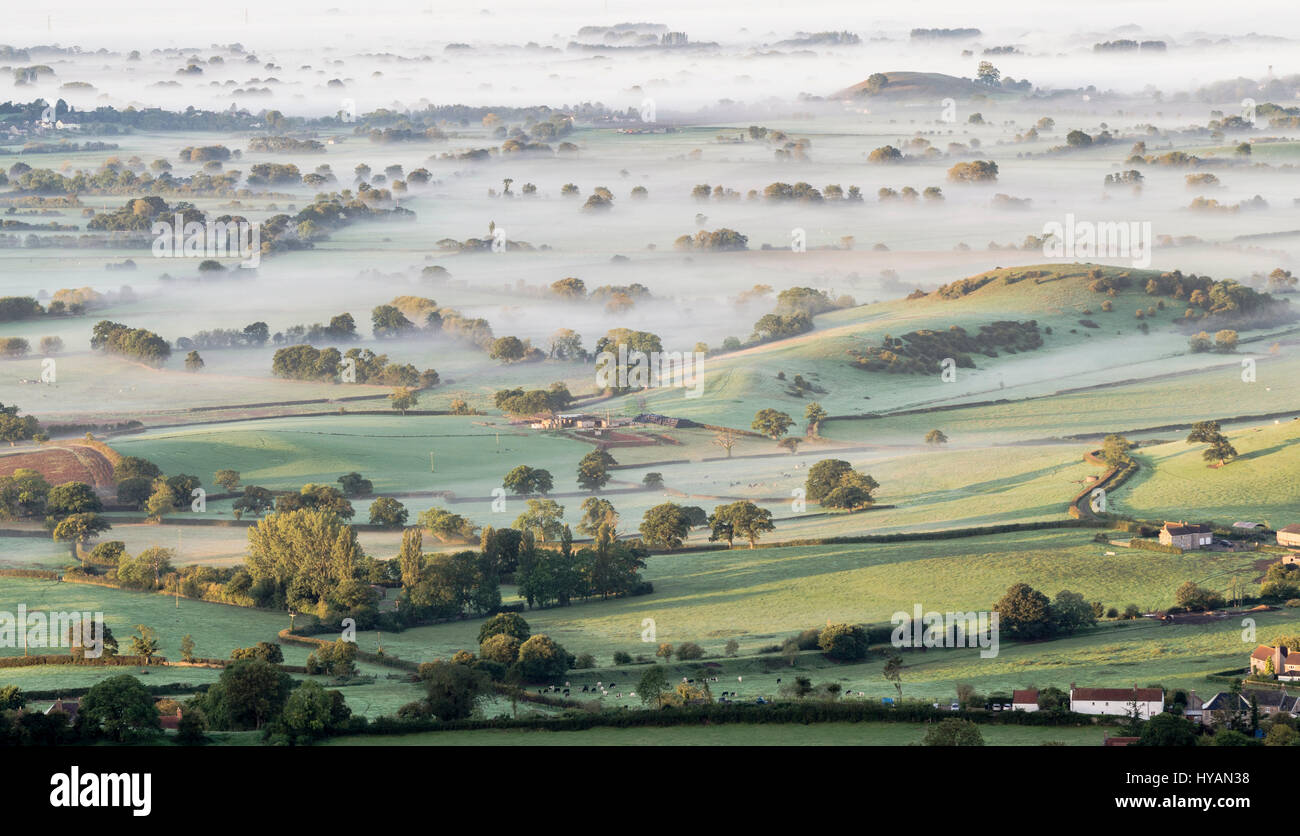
[531,413,609,430]
[1277,524,1300,550]
[1011,689,1039,712]
[1069,687,1164,718]
[1159,521,1213,550]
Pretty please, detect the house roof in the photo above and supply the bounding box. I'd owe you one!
[1104,736,1139,746]
[1232,522,1263,529]
[1162,522,1212,535]
[1278,524,1300,535]
[1244,690,1298,710]
[1012,689,1038,704]
[1252,645,1278,661]
[1072,687,1163,702]
[1203,693,1249,712]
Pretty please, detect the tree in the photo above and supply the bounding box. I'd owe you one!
[371,304,414,338]
[368,496,408,528]
[576,449,615,492]
[1100,434,1133,467]
[712,428,739,458]
[199,658,295,730]
[924,429,948,446]
[77,675,161,742]
[708,500,774,548]
[214,469,241,492]
[883,654,904,699]
[1186,420,1237,466]
[577,496,617,537]
[513,498,565,543]
[128,625,160,663]
[819,623,869,661]
[503,465,553,496]
[751,408,794,440]
[976,61,1000,85]
[922,718,984,746]
[336,472,373,498]
[489,336,526,364]
[805,402,828,436]
[51,512,111,559]
[113,456,162,483]
[45,481,102,519]
[479,633,522,664]
[517,634,571,682]
[1175,581,1224,612]
[389,388,418,414]
[185,350,205,371]
[277,680,342,744]
[993,583,1055,640]
[180,634,196,663]
[1050,590,1096,635]
[724,639,739,657]
[638,665,670,708]
[232,485,273,519]
[639,502,691,549]
[478,612,531,644]
[642,472,664,489]
[144,481,176,521]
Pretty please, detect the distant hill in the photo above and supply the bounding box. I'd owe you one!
[835,71,996,100]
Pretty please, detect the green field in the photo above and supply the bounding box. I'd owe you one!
[325,721,1108,746]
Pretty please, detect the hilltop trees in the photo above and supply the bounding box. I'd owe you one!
[1186,420,1238,466]
[924,429,948,446]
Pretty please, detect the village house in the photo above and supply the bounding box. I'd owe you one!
[1249,644,1300,678]
[1011,689,1039,712]
[1200,689,1298,724]
[1069,686,1164,718]
[1159,521,1214,550]
[1277,524,1300,551]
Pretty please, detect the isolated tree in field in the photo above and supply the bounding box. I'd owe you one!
[129,625,160,663]
[489,336,526,364]
[1214,330,1239,352]
[642,472,664,489]
[390,388,418,414]
[656,642,674,662]
[198,658,294,731]
[922,718,984,746]
[804,402,828,436]
[778,437,801,455]
[336,472,372,498]
[708,500,775,549]
[1186,420,1237,466]
[924,429,948,446]
[1050,590,1097,634]
[52,512,111,559]
[214,469,240,491]
[638,665,670,708]
[639,502,691,549]
[976,60,1000,85]
[577,496,617,537]
[368,496,408,528]
[184,350,204,371]
[752,408,794,440]
[113,456,162,483]
[803,459,878,512]
[712,427,739,458]
[1175,581,1224,612]
[180,634,196,663]
[517,634,571,681]
[503,465,553,496]
[513,498,565,543]
[478,612,531,644]
[419,508,475,540]
[883,654,904,699]
[576,449,616,491]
